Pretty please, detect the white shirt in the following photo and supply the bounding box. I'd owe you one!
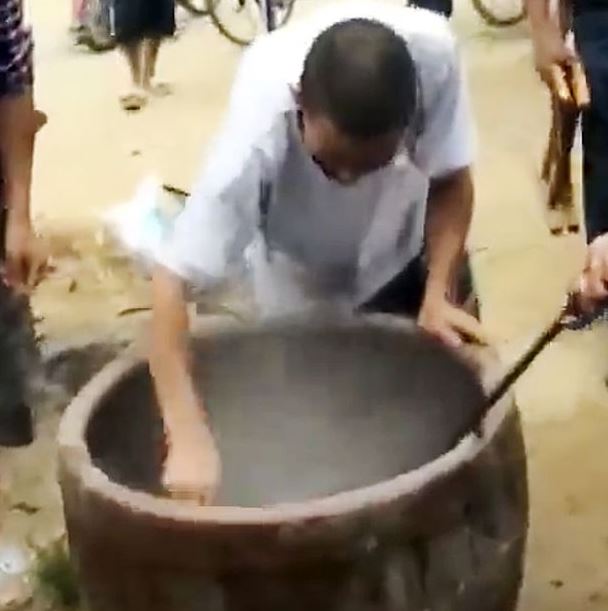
[158,1,474,317]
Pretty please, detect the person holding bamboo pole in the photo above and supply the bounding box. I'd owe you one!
[527,0,608,241]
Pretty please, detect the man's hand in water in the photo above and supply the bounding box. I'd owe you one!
[576,234,608,312]
[163,416,221,504]
[418,295,487,349]
[150,266,221,504]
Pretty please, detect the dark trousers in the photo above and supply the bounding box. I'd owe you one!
[574,11,608,241]
[361,254,475,317]
[0,186,34,446]
[113,0,175,45]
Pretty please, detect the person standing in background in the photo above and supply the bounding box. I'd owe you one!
[527,0,608,242]
[0,0,47,445]
[114,0,176,111]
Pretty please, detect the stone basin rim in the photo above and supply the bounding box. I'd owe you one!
[58,316,513,527]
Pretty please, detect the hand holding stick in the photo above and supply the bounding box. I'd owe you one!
[571,60,590,108]
[548,60,590,109]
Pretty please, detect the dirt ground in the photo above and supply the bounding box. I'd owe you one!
[2,0,608,609]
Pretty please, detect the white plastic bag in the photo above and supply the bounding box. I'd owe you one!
[102,176,184,271]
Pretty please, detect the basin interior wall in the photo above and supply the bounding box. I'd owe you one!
[86,325,486,507]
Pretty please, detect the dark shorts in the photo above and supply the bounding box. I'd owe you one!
[113,0,176,45]
[573,11,608,241]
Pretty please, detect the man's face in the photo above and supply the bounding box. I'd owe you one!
[299,109,403,185]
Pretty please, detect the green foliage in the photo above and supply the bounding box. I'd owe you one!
[32,539,80,609]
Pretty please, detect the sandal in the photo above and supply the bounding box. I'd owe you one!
[119,92,147,112]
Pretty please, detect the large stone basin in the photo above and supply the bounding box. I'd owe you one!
[58,316,528,611]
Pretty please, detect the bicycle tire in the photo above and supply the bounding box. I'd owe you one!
[207,0,295,46]
[471,0,525,27]
[176,0,212,16]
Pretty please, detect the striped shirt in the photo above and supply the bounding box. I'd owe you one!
[0,0,33,96]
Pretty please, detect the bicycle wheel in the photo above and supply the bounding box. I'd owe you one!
[176,0,212,16]
[471,0,525,27]
[207,0,295,46]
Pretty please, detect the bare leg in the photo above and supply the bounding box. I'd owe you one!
[122,42,143,87]
[142,38,171,96]
[119,42,147,111]
[70,0,86,29]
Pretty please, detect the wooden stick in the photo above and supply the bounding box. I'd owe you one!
[571,61,590,109]
[550,64,573,104]
[483,317,565,410]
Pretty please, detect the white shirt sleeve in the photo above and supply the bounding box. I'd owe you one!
[157,41,288,288]
[413,40,475,179]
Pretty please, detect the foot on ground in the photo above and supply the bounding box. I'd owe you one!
[119,91,147,112]
[144,82,172,97]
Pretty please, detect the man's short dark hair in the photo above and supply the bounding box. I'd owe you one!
[300,18,418,140]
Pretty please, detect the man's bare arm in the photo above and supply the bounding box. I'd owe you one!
[424,167,473,304]
[0,93,47,289]
[418,167,486,347]
[150,265,198,431]
[150,265,219,502]
[0,93,34,223]
[526,0,555,35]
[525,0,573,81]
